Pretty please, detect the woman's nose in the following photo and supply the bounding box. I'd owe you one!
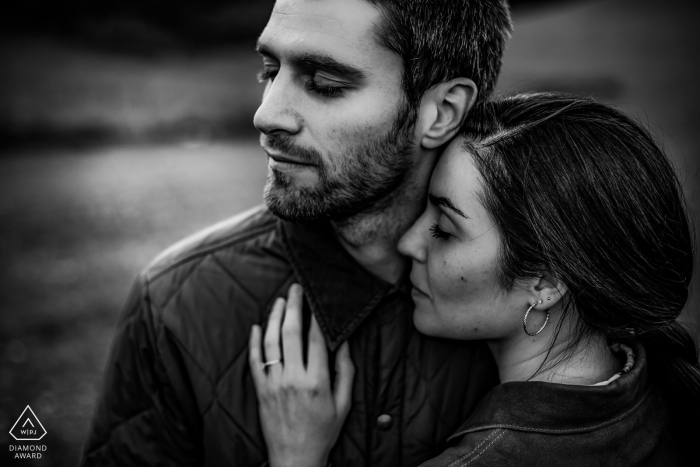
[398,212,429,263]
[253,74,302,136]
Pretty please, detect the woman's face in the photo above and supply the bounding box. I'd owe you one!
[398,138,532,340]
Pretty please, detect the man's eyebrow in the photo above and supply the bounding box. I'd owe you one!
[255,42,366,81]
[429,194,469,219]
[292,53,367,81]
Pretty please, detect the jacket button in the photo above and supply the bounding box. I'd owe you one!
[376,414,392,431]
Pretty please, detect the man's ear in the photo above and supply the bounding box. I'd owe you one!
[417,78,477,149]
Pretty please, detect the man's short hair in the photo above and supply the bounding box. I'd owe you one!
[367,0,512,106]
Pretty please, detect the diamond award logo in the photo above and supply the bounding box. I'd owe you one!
[9,406,47,441]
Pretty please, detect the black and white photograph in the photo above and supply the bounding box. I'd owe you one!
[1,0,699,465]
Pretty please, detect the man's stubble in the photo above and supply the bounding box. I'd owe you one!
[263,102,418,226]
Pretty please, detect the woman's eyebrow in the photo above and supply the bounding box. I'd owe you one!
[428,193,469,219]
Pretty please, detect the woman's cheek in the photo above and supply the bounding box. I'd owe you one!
[430,251,468,307]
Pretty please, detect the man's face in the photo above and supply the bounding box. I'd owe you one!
[254,0,416,221]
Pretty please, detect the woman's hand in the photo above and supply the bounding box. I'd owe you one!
[249,283,354,467]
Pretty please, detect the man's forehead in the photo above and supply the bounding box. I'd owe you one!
[260,0,382,56]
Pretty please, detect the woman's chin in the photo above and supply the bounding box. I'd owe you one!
[411,306,482,340]
[412,307,447,338]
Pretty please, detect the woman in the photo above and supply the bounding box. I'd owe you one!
[248,93,700,466]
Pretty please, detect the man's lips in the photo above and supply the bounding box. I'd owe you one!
[265,150,316,166]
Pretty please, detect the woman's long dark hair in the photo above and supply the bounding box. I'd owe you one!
[461,92,699,447]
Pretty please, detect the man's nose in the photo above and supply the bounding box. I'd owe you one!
[253,74,302,136]
[397,213,428,263]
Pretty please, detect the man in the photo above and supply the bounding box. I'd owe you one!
[81,0,511,465]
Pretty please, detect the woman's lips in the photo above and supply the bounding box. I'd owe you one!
[409,276,430,298]
[411,287,429,297]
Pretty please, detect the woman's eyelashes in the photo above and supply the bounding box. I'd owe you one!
[430,224,452,241]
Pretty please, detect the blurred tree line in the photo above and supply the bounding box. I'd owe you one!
[0,0,563,53]
[1,0,275,53]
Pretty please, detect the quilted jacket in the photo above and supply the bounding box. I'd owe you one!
[81,206,499,466]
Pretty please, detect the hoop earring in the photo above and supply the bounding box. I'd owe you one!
[523,300,549,336]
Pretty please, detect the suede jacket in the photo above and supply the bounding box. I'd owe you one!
[419,342,686,467]
[81,206,499,467]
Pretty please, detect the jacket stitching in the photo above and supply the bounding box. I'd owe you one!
[460,429,507,466]
[213,397,267,457]
[404,357,447,433]
[84,405,157,458]
[453,387,652,438]
[86,274,170,456]
[149,216,277,283]
[446,429,501,467]
[209,271,296,404]
[404,348,464,436]
[153,289,217,418]
[206,345,248,417]
[210,253,257,303]
[159,256,207,309]
[162,326,217,415]
[156,298,217,389]
[340,429,367,463]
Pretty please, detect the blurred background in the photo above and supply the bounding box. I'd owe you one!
[1,0,698,464]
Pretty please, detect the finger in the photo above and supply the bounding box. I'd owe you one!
[263,297,285,379]
[334,340,355,417]
[307,312,329,380]
[281,283,304,373]
[248,325,266,394]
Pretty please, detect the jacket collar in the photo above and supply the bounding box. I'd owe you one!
[280,219,394,351]
[448,341,652,440]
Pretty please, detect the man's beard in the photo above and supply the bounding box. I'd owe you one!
[262,103,416,222]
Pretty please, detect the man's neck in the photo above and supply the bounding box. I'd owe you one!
[332,209,411,285]
[332,156,434,284]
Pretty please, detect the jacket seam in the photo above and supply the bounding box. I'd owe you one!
[446,427,501,467]
[210,253,257,303]
[160,256,207,310]
[155,298,217,390]
[148,219,278,284]
[162,326,217,414]
[341,429,367,464]
[203,346,248,419]
[209,271,295,408]
[212,397,267,457]
[404,347,463,436]
[460,429,507,466]
[84,405,156,458]
[86,272,169,456]
[151,284,217,418]
[452,386,652,439]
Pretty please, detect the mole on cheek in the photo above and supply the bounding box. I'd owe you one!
[473,327,479,332]
[460,276,466,282]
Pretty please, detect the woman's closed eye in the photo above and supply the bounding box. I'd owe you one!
[430,224,452,241]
